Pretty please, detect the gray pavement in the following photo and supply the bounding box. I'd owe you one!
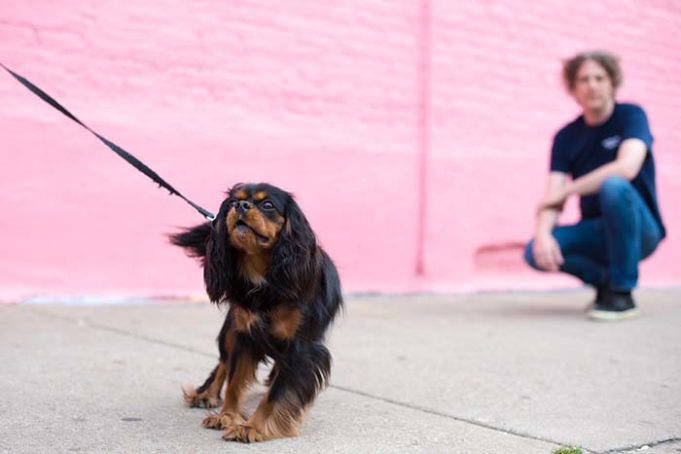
[1,289,680,453]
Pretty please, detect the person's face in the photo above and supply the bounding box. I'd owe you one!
[571,59,614,112]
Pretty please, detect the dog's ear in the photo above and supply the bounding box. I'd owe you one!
[268,197,320,300]
[204,201,236,303]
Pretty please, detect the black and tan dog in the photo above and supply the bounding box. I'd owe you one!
[171,183,343,442]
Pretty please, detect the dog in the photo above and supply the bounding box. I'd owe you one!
[170,182,343,442]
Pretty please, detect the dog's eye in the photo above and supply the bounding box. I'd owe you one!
[261,200,275,210]
[228,200,238,208]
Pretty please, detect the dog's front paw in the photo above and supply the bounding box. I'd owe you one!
[182,386,221,409]
[202,412,245,430]
[222,424,267,443]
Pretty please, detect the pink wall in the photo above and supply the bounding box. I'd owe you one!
[1,1,680,301]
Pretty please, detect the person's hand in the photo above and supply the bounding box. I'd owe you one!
[539,187,568,212]
[532,232,564,272]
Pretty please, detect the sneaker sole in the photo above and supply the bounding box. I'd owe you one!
[588,308,639,321]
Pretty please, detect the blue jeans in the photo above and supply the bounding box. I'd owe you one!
[524,176,663,292]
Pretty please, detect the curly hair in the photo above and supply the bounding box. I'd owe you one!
[563,50,623,93]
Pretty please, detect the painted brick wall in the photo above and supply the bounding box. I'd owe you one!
[1,0,679,300]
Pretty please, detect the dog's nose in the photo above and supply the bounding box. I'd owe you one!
[236,200,252,213]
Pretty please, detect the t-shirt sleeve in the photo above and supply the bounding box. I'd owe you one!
[622,105,653,148]
[549,129,570,173]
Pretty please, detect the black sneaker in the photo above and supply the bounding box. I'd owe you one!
[584,284,611,313]
[588,291,639,321]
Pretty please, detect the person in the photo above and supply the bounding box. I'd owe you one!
[524,50,665,321]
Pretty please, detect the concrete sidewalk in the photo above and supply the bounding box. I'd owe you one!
[1,289,680,454]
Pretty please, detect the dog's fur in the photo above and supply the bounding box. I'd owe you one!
[171,183,343,442]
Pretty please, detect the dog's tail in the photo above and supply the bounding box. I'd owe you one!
[169,222,212,259]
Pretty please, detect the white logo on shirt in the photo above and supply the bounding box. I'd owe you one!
[602,135,622,150]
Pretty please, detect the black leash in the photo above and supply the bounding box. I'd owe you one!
[1,63,215,221]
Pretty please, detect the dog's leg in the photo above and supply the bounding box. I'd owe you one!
[182,362,227,408]
[202,340,258,431]
[182,311,235,408]
[222,342,331,443]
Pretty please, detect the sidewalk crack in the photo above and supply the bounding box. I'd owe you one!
[598,437,681,453]
[329,384,569,449]
[28,306,217,358]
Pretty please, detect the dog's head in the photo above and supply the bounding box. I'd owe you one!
[173,183,319,304]
[220,183,287,252]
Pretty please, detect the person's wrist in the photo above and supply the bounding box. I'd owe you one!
[535,227,552,239]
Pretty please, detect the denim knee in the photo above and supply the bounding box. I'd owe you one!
[523,239,539,270]
[598,175,630,205]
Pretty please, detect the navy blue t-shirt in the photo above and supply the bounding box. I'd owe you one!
[550,103,665,238]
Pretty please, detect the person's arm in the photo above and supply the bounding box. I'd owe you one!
[532,172,567,271]
[541,138,647,210]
